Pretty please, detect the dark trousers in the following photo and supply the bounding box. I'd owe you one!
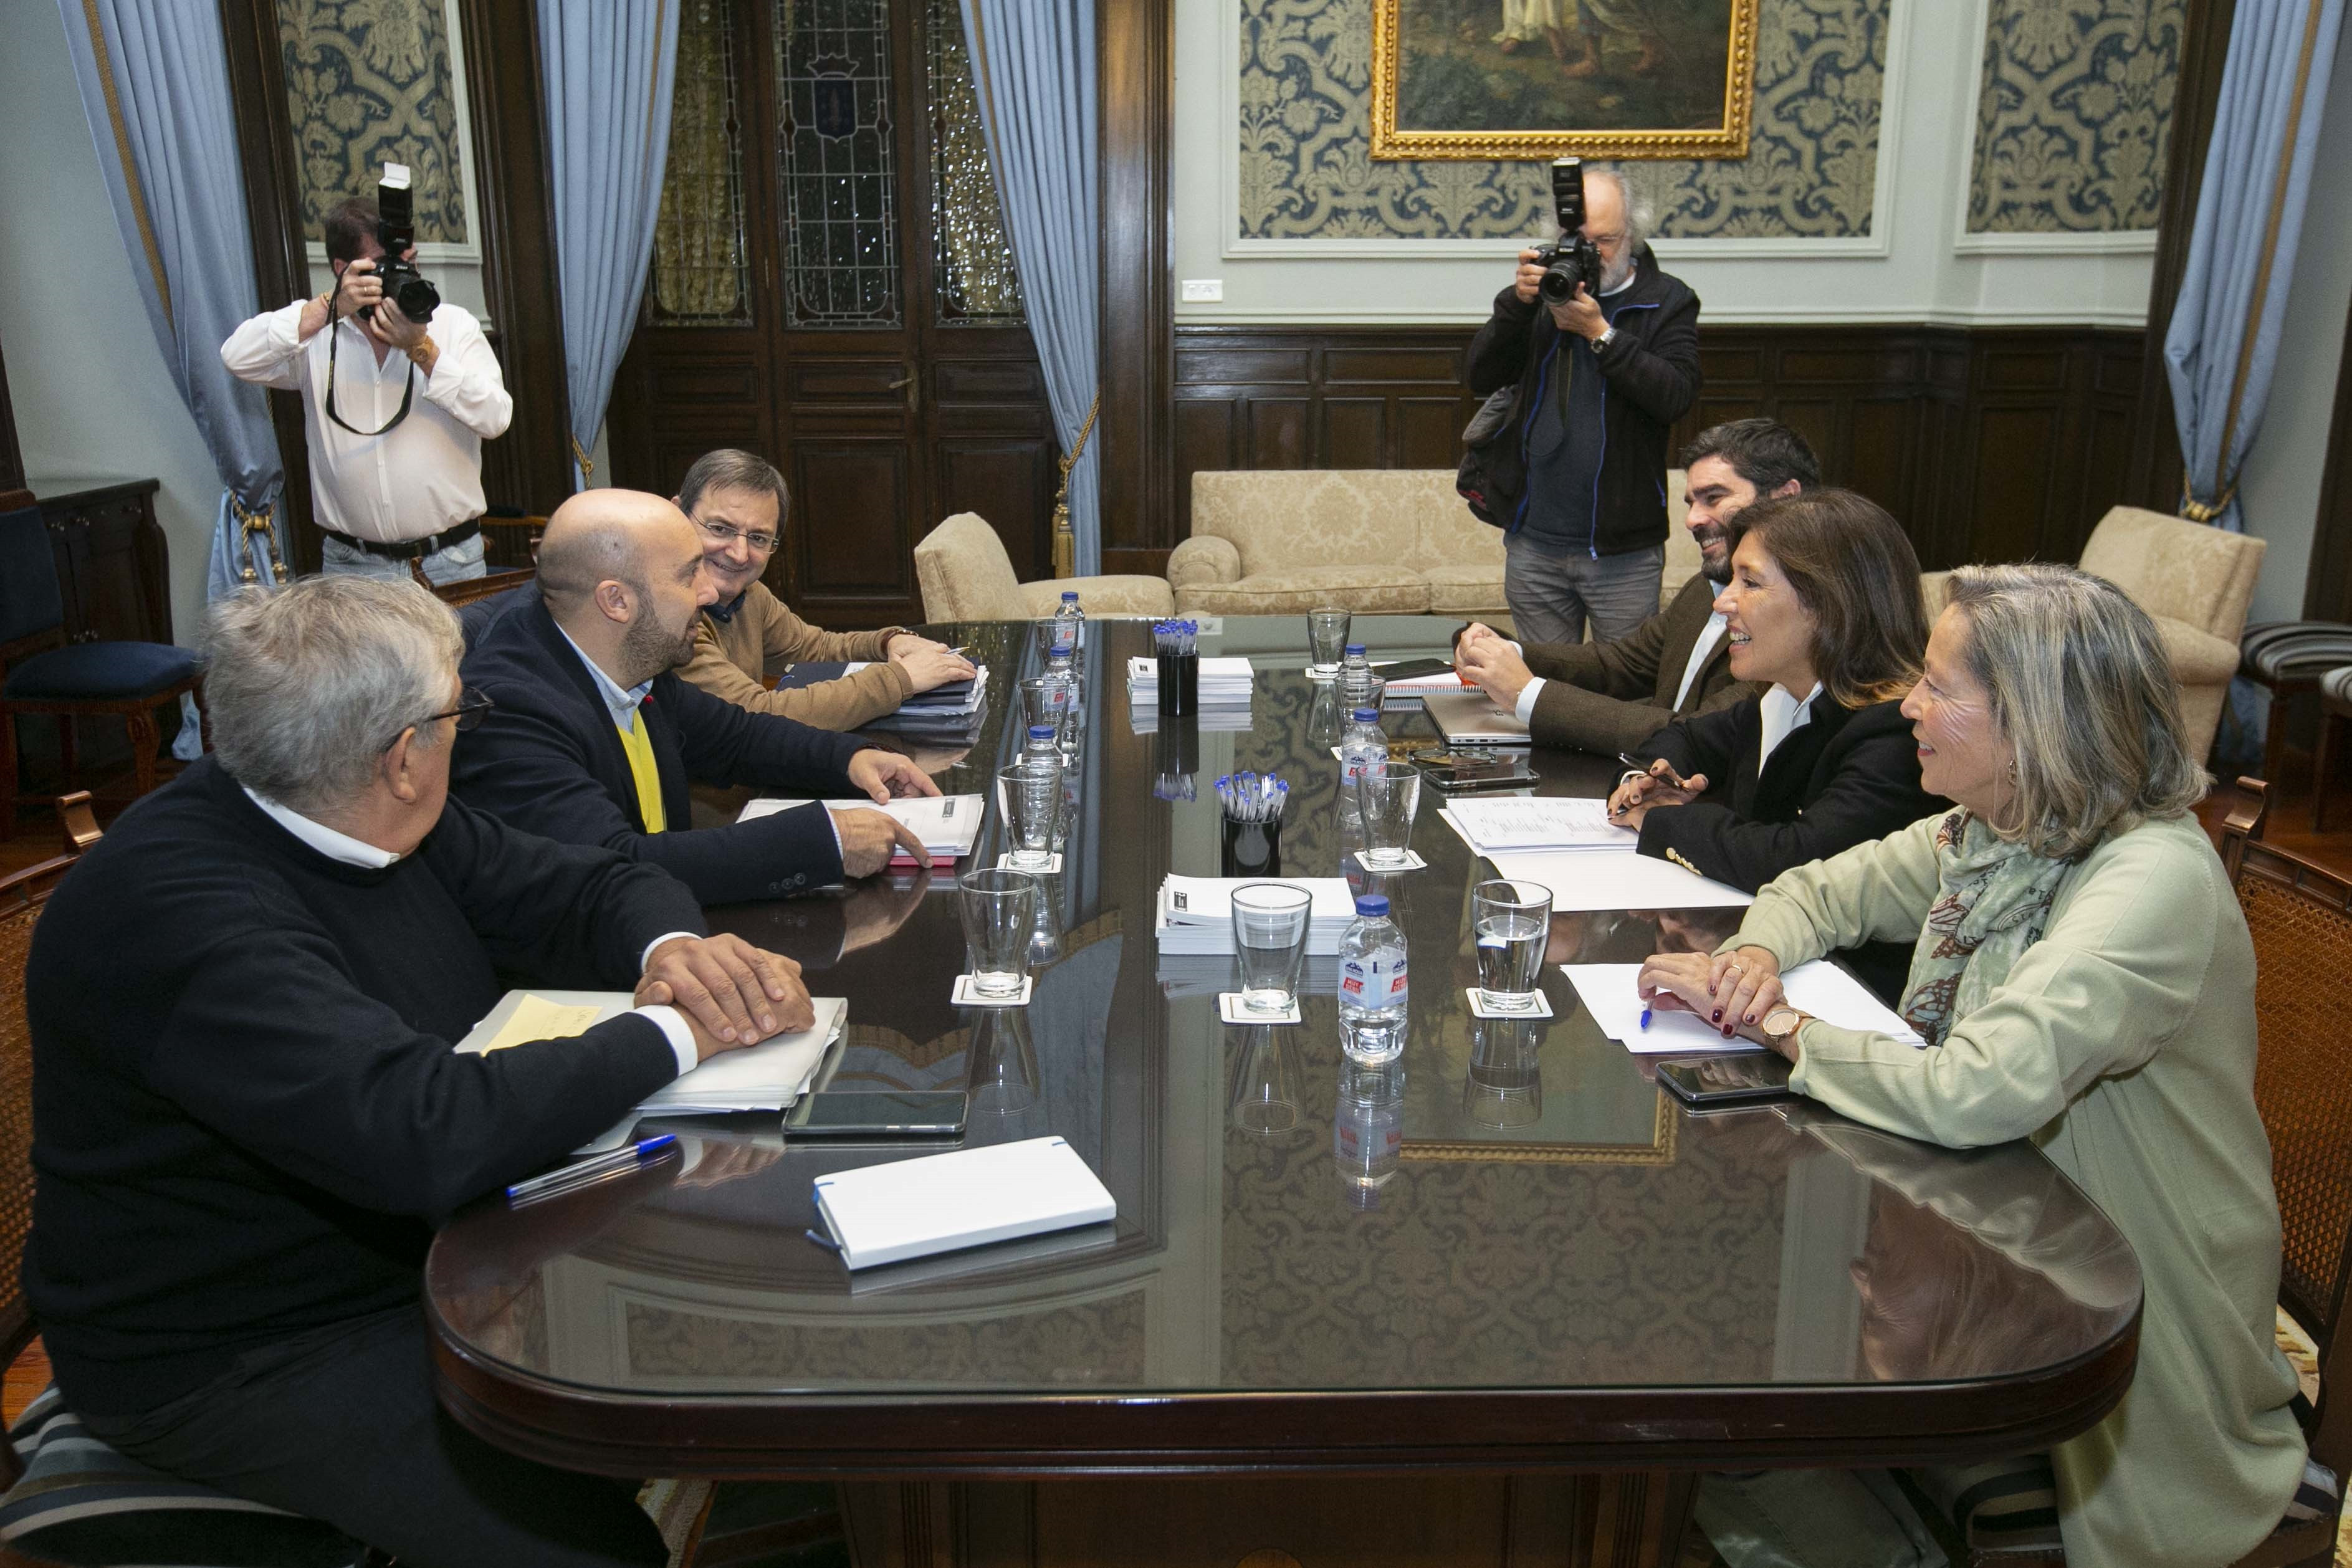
[77,1305,667,1568]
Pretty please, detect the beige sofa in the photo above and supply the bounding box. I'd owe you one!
[912,512,1175,622]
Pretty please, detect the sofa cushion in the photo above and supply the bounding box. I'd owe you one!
[5,641,198,702]
[1420,565,1509,620]
[1175,568,1430,617]
[1015,576,1176,619]
[1191,472,1471,576]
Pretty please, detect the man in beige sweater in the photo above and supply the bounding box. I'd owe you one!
[672,450,975,729]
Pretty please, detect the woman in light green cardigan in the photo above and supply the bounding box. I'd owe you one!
[1638,563,2313,1568]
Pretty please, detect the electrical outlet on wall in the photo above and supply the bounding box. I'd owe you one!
[1180,279,1223,302]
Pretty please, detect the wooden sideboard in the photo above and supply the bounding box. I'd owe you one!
[26,475,173,646]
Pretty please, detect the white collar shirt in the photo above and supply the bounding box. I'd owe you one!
[1672,580,1731,710]
[556,624,654,732]
[1756,683,1824,776]
[219,298,513,543]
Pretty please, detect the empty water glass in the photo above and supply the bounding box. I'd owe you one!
[1228,1024,1303,1135]
[958,868,1038,998]
[1018,676,1074,748]
[967,1005,1041,1116]
[1471,879,1552,1013]
[1051,669,1086,762]
[1465,1013,1543,1128]
[1307,608,1351,676]
[1354,761,1421,870]
[1230,882,1313,1015]
[997,761,1063,871]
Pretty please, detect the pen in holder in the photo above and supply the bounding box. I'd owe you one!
[1154,620,1199,717]
[1217,771,1287,877]
[1155,719,1198,777]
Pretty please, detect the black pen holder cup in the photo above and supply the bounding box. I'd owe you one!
[1155,720,1198,777]
[1220,815,1283,878]
[1157,651,1198,716]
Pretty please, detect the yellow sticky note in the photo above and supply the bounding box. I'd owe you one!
[480,995,608,1053]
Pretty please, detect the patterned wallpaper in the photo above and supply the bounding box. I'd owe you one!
[1967,0,2182,233]
[278,0,471,246]
[1238,0,1890,241]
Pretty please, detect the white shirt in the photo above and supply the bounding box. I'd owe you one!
[1511,578,1729,725]
[240,785,702,1078]
[1756,683,1823,775]
[221,298,513,543]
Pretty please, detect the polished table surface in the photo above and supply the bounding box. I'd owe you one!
[426,616,2140,1481]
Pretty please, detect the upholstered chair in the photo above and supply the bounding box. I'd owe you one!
[2076,506,2265,764]
[912,513,1174,623]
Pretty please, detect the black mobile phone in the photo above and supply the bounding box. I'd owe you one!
[1417,752,1539,792]
[1656,1054,1794,1107]
[784,1090,968,1138]
[1372,657,1455,682]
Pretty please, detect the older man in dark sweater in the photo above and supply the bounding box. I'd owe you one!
[26,576,808,1567]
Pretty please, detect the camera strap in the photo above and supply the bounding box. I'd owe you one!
[323,319,415,437]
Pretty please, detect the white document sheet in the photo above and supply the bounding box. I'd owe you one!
[1480,848,1755,914]
[739,793,984,866]
[1563,960,1926,1054]
[1439,796,1636,853]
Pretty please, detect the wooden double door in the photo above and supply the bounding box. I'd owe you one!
[606,0,1057,629]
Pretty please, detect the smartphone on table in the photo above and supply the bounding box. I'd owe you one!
[1414,748,1539,793]
[784,1089,968,1139]
[1656,1054,1794,1108]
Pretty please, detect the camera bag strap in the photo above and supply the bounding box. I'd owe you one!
[323,319,416,437]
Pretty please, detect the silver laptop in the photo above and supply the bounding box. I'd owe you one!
[1423,691,1532,747]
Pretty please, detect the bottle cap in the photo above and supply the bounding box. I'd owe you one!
[1352,708,1377,722]
[1344,643,1366,656]
[1061,591,1079,602]
[1354,894,1390,917]
[1028,724,1056,740]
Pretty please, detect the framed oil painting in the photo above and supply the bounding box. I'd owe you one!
[1370,0,1759,161]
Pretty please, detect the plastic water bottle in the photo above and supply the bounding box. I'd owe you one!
[1337,893,1408,1051]
[1337,643,1372,708]
[1048,590,1084,668]
[1022,723,1061,767]
[1332,1058,1403,1209]
[1338,706,1385,785]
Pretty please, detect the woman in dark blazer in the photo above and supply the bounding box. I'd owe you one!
[1607,488,1943,998]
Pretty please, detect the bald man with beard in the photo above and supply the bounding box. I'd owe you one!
[454,489,937,905]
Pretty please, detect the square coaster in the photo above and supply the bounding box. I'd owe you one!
[1219,992,1303,1025]
[995,853,1063,875]
[1305,664,1338,681]
[1464,987,1554,1020]
[1351,849,1429,874]
[953,973,1034,1007]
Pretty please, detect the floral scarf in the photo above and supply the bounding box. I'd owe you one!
[1899,809,2078,1047]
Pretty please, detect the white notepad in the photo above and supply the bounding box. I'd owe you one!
[1562,960,1926,1054]
[811,1136,1117,1269]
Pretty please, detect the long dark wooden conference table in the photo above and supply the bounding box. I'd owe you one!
[426,615,2141,1566]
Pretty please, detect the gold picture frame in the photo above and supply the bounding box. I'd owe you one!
[1370,0,1760,162]
[1402,1091,1680,1167]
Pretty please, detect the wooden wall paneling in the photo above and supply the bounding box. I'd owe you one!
[2303,295,2352,621]
[457,0,575,517]
[2126,0,2239,513]
[789,437,915,605]
[1096,0,1175,563]
[216,0,318,571]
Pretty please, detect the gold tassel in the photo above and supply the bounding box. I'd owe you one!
[2179,477,2238,525]
[231,495,289,585]
[1051,393,1101,580]
[569,432,597,487]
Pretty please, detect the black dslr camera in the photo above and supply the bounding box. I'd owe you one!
[1531,157,1604,305]
[363,163,440,323]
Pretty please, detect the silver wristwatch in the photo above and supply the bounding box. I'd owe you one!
[1593,325,1617,350]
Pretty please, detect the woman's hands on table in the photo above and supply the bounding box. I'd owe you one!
[1635,944,1789,1051]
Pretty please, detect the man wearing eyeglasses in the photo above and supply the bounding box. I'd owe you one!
[671,450,975,728]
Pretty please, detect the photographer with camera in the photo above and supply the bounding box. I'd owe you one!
[222,166,511,586]
[1466,160,1699,646]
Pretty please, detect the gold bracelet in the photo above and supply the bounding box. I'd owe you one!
[405,335,436,366]
[316,288,337,321]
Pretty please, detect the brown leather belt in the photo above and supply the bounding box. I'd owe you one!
[323,519,481,561]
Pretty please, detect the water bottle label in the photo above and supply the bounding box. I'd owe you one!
[1341,954,1408,1004]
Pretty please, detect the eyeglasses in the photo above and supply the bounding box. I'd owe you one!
[417,687,495,734]
[695,517,781,554]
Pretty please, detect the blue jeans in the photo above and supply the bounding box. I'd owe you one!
[319,528,487,585]
[1504,536,1663,646]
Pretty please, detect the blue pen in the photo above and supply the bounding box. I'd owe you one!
[505,1132,677,1203]
[1639,1006,1653,1030]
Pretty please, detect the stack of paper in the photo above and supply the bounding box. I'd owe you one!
[1440,796,1637,855]
[739,793,983,868]
[772,661,990,735]
[1562,960,1924,1055]
[457,990,849,1116]
[1378,666,1473,703]
[1155,949,1342,998]
[1127,656,1255,707]
[1154,874,1355,955]
[811,1135,1116,1270]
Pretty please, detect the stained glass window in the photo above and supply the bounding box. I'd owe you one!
[775,0,901,328]
[649,0,752,325]
[927,0,1023,325]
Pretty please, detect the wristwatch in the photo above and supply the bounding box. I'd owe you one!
[1592,324,1617,350]
[1762,1005,1809,1051]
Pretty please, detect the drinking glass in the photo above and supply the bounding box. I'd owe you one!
[1354,761,1421,870]
[1228,1024,1303,1135]
[1465,1014,1543,1128]
[958,868,1038,998]
[1229,882,1313,1015]
[1018,676,1074,747]
[1051,669,1087,762]
[1471,879,1553,1013]
[967,1005,1041,1116]
[996,761,1063,872]
[1307,608,1351,676]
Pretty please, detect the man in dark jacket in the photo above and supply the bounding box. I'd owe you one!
[1466,166,1700,646]
[456,489,934,906]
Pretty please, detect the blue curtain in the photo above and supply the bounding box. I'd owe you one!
[54,0,292,598]
[537,0,680,489]
[961,0,1102,576]
[2164,0,2346,533]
